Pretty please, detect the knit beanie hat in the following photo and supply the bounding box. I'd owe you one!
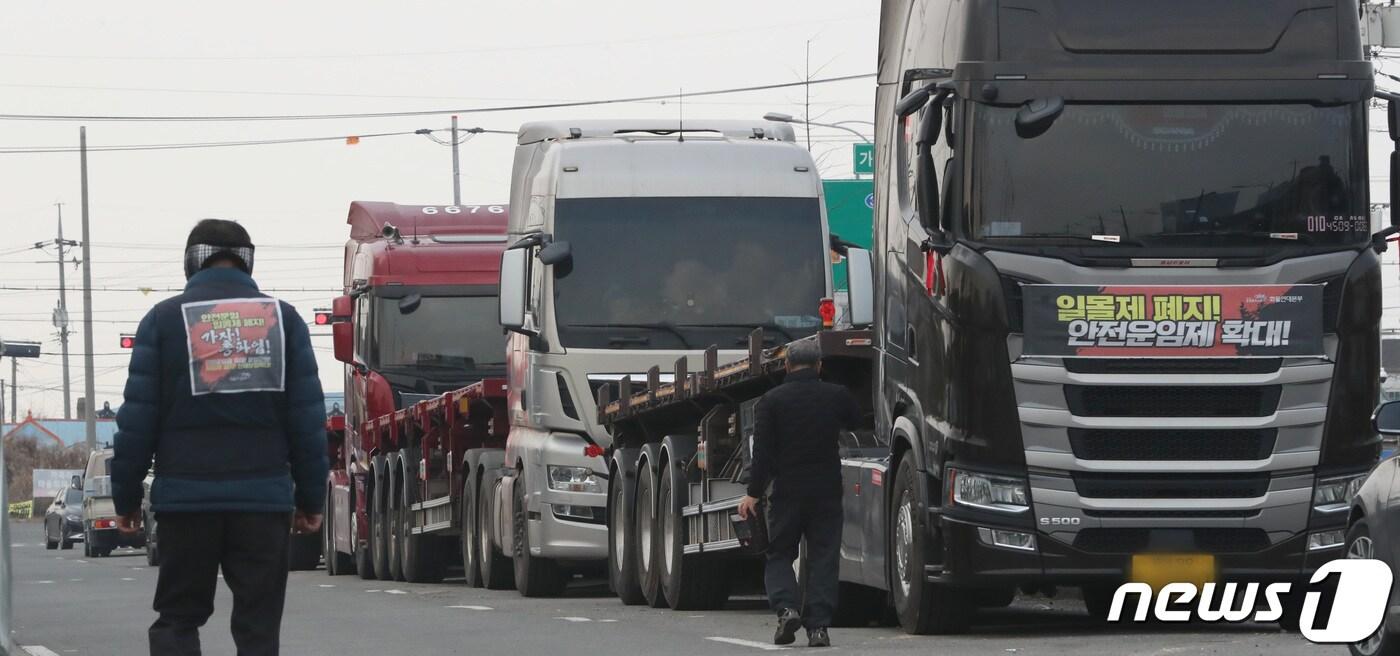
[184,219,254,279]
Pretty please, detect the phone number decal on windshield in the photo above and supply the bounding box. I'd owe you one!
[1306,215,1368,232]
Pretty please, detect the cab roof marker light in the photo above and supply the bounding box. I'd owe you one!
[563,166,579,172]
[794,166,810,172]
[1317,74,1348,79]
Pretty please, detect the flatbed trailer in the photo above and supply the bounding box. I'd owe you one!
[597,328,887,618]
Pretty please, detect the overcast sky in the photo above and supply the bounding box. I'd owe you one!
[0,1,880,419]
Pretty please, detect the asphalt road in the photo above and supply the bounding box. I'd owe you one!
[7,522,1338,655]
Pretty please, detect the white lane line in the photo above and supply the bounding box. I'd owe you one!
[556,616,592,622]
[366,589,381,593]
[598,619,619,623]
[24,646,63,656]
[73,560,87,564]
[121,577,135,581]
[318,584,335,588]
[28,580,54,584]
[68,579,82,582]
[447,605,493,610]
[384,589,407,595]
[705,637,790,651]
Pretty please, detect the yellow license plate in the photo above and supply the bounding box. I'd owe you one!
[1130,553,1216,590]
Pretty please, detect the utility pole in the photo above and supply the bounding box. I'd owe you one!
[79,127,97,452]
[8,360,14,424]
[805,40,813,151]
[33,203,78,419]
[451,115,462,206]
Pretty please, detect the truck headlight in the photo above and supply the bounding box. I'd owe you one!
[547,466,604,494]
[948,467,1030,513]
[1313,473,1365,514]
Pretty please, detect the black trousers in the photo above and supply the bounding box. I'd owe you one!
[149,512,292,656]
[764,493,842,629]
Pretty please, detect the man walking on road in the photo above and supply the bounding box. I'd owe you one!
[111,219,328,656]
[737,340,863,648]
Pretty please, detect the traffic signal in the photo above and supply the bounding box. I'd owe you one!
[313,309,332,326]
[119,334,135,349]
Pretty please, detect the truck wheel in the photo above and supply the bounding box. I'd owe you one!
[635,457,666,608]
[83,529,92,558]
[400,448,445,584]
[658,462,722,610]
[512,473,565,597]
[890,456,968,634]
[386,453,406,582]
[60,531,74,551]
[143,513,159,565]
[461,470,483,588]
[370,457,393,580]
[608,458,645,605]
[353,485,374,580]
[324,485,353,576]
[477,473,513,590]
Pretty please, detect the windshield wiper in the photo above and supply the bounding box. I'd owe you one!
[673,322,798,343]
[1146,231,1315,245]
[981,233,1144,247]
[568,322,692,349]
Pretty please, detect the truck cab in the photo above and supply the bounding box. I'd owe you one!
[326,201,509,580]
[493,119,834,596]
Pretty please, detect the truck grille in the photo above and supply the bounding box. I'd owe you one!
[1073,528,1271,554]
[1068,428,1277,461]
[1072,473,1270,499]
[1064,385,1280,417]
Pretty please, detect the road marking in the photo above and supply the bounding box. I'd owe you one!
[366,589,381,593]
[67,579,82,582]
[121,577,135,581]
[556,616,592,622]
[385,589,407,595]
[28,580,54,584]
[705,637,790,651]
[23,646,62,656]
[447,605,493,610]
[318,584,335,588]
[598,619,619,623]
[73,560,87,564]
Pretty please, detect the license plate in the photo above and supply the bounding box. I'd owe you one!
[1130,553,1216,590]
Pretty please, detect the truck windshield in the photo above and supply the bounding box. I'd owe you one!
[553,196,826,349]
[372,296,505,376]
[969,104,1367,250]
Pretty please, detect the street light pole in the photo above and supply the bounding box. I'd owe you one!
[763,112,872,143]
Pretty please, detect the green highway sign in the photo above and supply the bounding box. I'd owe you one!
[852,143,874,175]
[823,179,875,292]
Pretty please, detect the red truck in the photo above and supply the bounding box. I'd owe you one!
[322,201,511,583]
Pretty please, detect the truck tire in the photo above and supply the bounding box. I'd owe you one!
[353,485,375,580]
[324,484,353,576]
[477,472,513,590]
[889,455,968,634]
[658,461,724,610]
[635,454,666,608]
[511,473,565,597]
[461,468,483,588]
[400,447,445,584]
[608,453,645,605]
[370,456,393,581]
[386,452,406,582]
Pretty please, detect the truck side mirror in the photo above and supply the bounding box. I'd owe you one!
[538,240,572,267]
[1390,98,1399,227]
[331,294,354,364]
[846,247,875,328]
[1015,97,1065,139]
[499,248,534,336]
[1374,400,1400,436]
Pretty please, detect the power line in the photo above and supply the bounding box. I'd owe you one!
[0,285,339,292]
[0,73,874,122]
[0,129,430,154]
[0,16,873,62]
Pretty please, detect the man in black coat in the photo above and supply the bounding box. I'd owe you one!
[112,219,327,656]
[738,339,863,647]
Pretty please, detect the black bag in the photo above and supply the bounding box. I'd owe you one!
[731,507,769,554]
